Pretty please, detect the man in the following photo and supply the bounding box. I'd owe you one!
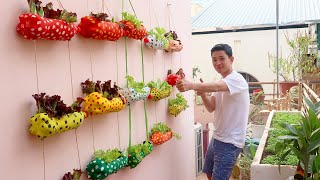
[176,44,249,180]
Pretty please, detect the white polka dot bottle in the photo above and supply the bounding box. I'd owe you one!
[16,14,78,41]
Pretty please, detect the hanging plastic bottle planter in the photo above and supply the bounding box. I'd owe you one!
[81,79,126,115]
[168,93,189,117]
[119,76,150,104]
[120,12,147,40]
[147,79,172,101]
[86,149,128,179]
[78,12,123,41]
[29,93,86,139]
[17,0,78,41]
[149,122,181,145]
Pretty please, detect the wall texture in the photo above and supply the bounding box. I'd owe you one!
[0,0,195,179]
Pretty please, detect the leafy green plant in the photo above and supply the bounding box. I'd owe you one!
[93,149,123,164]
[276,97,320,179]
[128,142,152,161]
[126,75,148,93]
[268,31,319,82]
[261,112,301,165]
[168,93,189,108]
[147,79,172,92]
[32,93,84,118]
[28,0,77,23]
[149,122,182,140]
[237,153,253,180]
[122,12,142,28]
[62,169,82,180]
[81,79,125,102]
[148,27,169,48]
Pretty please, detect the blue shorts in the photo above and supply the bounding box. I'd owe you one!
[203,139,242,180]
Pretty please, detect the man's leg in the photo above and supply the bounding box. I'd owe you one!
[202,139,215,179]
[212,140,242,180]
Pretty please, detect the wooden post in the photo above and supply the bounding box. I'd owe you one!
[298,82,302,111]
[273,79,276,100]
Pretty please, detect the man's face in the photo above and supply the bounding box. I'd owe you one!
[211,50,234,76]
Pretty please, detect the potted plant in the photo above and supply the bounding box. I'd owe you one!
[143,27,169,50]
[78,12,123,41]
[268,53,298,97]
[29,93,86,139]
[252,89,265,105]
[81,79,126,115]
[164,31,183,52]
[17,0,78,41]
[147,79,172,101]
[168,93,189,117]
[276,97,320,180]
[120,12,147,40]
[166,69,183,86]
[119,76,150,104]
[62,169,82,180]
[86,148,128,179]
[269,31,318,96]
[127,141,153,169]
[149,122,181,145]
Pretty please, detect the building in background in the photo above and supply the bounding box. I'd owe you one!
[192,0,320,96]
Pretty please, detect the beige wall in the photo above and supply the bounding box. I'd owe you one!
[0,0,195,179]
[192,28,308,97]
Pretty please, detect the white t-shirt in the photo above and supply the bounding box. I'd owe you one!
[212,71,249,148]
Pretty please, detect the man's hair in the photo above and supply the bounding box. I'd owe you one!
[211,44,233,57]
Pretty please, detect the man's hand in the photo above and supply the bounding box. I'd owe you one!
[176,69,193,92]
[196,78,206,96]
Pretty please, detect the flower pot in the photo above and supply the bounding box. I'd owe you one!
[168,104,186,117]
[150,131,173,145]
[86,156,128,179]
[148,88,172,101]
[279,82,298,97]
[127,142,153,169]
[83,92,126,114]
[78,16,123,41]
[144,34,168,50]
[119,87,150,104]
[168,93,188,117]
[17,14,78,41]
[29,112,85,139]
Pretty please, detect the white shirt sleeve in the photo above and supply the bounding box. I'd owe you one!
[222,72,248,96]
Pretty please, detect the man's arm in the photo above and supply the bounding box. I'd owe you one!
[177,79,229,93]
[192,80,229,92]
[199,94,216,113]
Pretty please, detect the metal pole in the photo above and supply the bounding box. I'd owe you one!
[276,0,279,98]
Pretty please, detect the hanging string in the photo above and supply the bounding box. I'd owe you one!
[167,1,183,66]
[87,40,96,151]
[149,0,158,123]
[85,0,96,152]
[124,37,132,148]
[115,41,122,150]
[140,42,149,140]
[67,42,82,170]
[128,0,137,17]
[150,0,160,27]
[123,0,132,148]
[34,40,46,180]
[101,0,105,13]
[104,0,112,17]
[56,0,65,10]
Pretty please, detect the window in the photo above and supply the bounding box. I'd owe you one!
[238,71,263,94]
